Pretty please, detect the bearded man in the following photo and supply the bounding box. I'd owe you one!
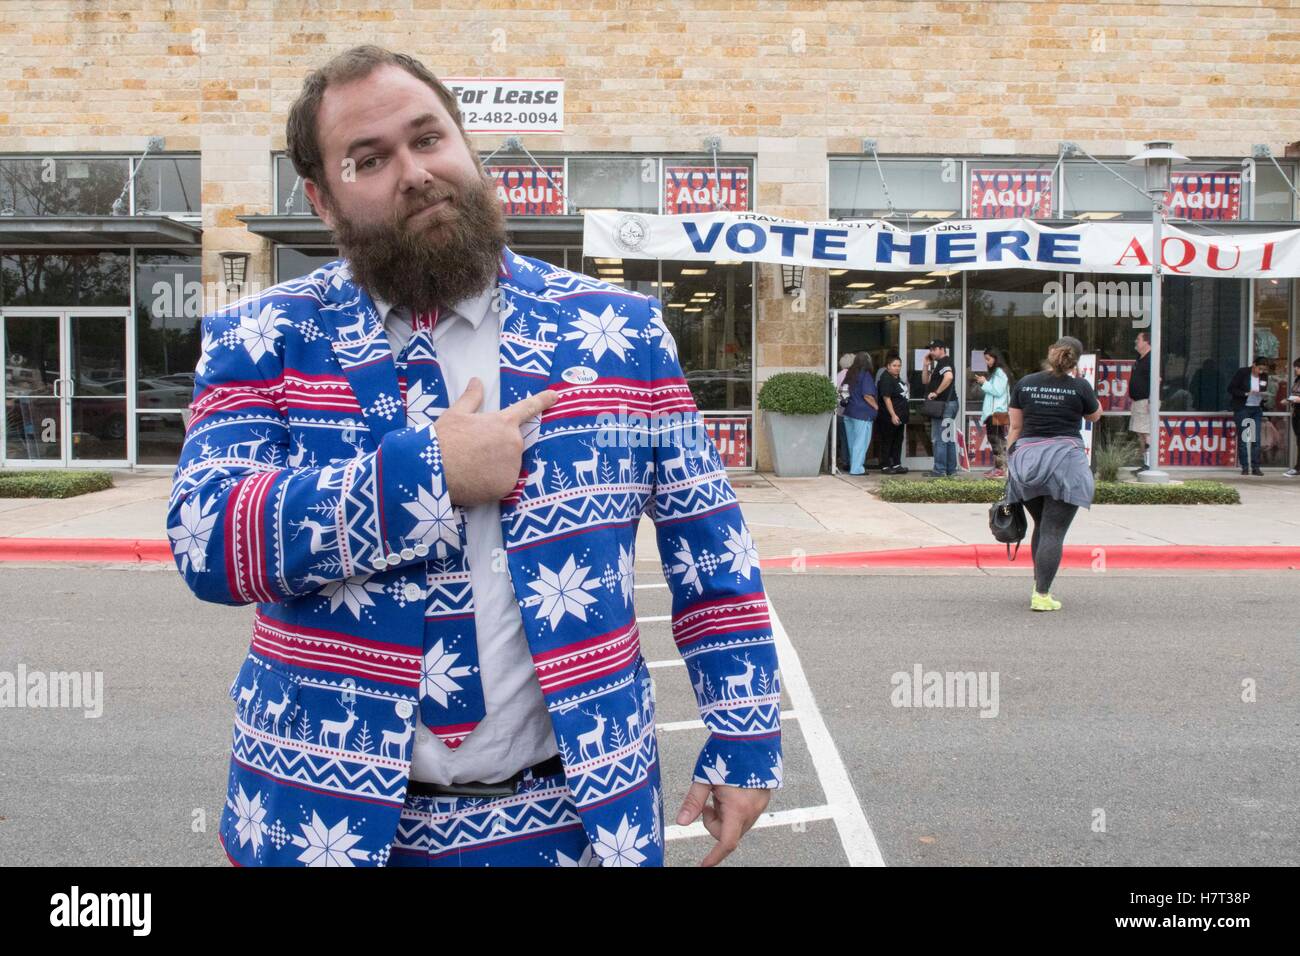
[168,45,783,868]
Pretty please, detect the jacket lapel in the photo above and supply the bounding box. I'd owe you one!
[316,261,406,445]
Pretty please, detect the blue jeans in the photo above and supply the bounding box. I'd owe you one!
[1235,407,1263,470]
[930,399,958,475]
[844,416,875,474]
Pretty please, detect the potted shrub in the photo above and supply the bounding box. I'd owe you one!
[758,371,839,477]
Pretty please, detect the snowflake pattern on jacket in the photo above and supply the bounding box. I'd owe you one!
[168,249,783,866]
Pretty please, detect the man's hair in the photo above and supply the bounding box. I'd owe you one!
[286,45,469,197]
[1136,330,1150,343]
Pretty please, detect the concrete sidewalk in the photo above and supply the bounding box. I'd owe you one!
[2,467,1299,562]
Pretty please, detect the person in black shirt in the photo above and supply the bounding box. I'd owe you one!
[1287,358,1300,478]
[921,339,957,476]
[877,351,910,473]
[1005,336,1103,612]
[1127,331,1152,471]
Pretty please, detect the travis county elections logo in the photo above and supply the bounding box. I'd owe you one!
[614,214,651,253]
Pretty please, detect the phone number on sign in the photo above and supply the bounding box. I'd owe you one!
[465,112,560,126]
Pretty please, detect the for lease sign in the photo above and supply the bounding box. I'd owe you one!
[444,78,564,133]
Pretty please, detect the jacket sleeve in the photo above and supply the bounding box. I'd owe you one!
[167,308,459,606]
[1226,369,1248,402]
[642,295,784,791]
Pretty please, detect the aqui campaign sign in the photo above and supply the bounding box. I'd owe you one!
[1166,171,1241,221]
[1159,414,1237,467]
[664,166,750,214]
[969,168,1053,219]
[584,210,1300,279]
[1096,358,1135,413]
[488,164,565,215]
[444,78,564,133]
[703,416,750,468]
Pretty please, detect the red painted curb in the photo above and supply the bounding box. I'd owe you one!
[0,538,173,563]
[2,538,1298,571]
[761,544,1300,571]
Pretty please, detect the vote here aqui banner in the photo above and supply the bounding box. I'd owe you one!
[583,210,1300,279]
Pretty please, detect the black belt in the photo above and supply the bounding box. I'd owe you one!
[406,753,564,798]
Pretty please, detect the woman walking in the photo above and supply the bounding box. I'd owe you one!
[877,351,909,474]
[1005,337,1103,611]
[841,351,879,475]
[974,347,1012,478]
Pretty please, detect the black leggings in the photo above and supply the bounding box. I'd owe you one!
[1022,496,1078,593]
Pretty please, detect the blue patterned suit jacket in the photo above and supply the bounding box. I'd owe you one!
[167,249,783,866]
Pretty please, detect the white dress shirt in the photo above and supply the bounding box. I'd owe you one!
[371,281,558,784]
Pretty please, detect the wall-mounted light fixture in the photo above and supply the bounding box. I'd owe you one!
[220,251,251,290]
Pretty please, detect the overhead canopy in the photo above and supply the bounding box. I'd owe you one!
[240,213,585,249]
[0,215,201,246]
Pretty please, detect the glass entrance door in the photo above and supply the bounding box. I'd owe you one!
[901,313,958,470]
[3,315,62,462]
[2,310,129,466]
[829,309,900,473]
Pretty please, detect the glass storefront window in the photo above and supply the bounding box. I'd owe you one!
[274,155,316,216]
[579,258,753,413]
[1062,272,1151,360]
[660,260,753,412]
[0,157,129,216]
[275,246,338,282]
[1160,276,1244,411]
[1061,161,1149,218]
[1,251,130,307]
[135,250,203,409]
[134,157,201,216]
[966,269,1059,397]
[568,157,658,215]
[136,411,187,465]
[830,159,963,219]
[829,268,960,312]
[1254,161,1297,221]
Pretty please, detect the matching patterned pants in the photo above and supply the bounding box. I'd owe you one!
[387,769,597,867]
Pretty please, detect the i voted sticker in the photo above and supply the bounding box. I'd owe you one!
[561,366,599,385]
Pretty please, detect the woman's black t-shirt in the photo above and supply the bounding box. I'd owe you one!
[879,372,910,423]
[1010,371,1100,439]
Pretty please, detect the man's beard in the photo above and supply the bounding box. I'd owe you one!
[325,173,507,314]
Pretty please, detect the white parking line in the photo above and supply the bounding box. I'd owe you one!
[636,615,671,623]
[635,583,669,590]
[658,710,798,733]
[767,600,885,867]
[647,659,685,669]
[665,804,836,841]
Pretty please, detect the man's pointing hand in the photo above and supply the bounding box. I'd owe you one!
[433,378,558,506]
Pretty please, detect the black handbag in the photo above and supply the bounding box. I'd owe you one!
[988,497,1027,560]
[922,398,948,419]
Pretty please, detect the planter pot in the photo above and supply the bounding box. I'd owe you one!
[764,410,833,477]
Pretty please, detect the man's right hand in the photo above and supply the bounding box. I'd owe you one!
[432,377,559,506]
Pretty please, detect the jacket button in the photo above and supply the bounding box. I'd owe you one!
[370,556,388,570]
[386,553,401,566]
[403,583,423,602]
[400,548,416,561]
[414,544,430,557]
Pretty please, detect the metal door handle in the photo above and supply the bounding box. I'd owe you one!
[52,378,63,399]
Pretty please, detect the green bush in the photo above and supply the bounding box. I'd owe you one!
[877,476,1239,505]
[757,371,839,416]
[0,470,114,499]
[1091,433,1141,482]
